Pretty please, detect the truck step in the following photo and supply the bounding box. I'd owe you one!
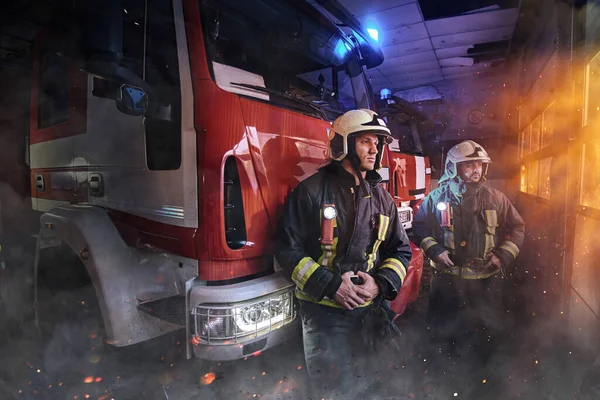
[137,295,186,327]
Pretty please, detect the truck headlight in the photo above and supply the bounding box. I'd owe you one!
[234,295,292,332]
[194,288,295,344]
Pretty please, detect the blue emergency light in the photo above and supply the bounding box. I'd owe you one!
[380,88,392,100]
[364,20,380,43]
[367,28,379,42]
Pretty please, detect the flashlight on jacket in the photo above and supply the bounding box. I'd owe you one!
[321,204,337,245]
[437,202,452,228]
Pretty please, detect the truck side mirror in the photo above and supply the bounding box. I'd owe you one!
[77,0,153,106]
[116,84,148,116]
[379,167,390,183]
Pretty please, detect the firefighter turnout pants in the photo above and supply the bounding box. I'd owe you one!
[427,270,505,363]
[298,300,376,399]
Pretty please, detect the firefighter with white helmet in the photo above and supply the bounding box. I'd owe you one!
[328,109,393,164]
[275,109,412,398]
[412,140,525,364]
[438,139,492,184]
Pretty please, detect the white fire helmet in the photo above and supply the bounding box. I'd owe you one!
[440,140,492,183]
[327,109,393,169]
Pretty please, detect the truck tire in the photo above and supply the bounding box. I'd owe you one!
[35,244,106,380]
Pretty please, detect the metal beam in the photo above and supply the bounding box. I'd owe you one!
[0,32,33,43]
[0,46,20,55]
[14,15,46,27]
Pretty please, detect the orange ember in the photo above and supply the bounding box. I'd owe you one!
[83,377,94,384]
[200,372,216,385]
[95,377,102,383]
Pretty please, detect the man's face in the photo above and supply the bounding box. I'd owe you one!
[458,160,483,182]
[355,132,379,171]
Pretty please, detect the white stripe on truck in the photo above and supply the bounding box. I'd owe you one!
[415,156,425,190]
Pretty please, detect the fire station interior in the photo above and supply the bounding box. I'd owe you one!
[1,0,600,399]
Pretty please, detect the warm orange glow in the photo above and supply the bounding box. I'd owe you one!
[95,377,102,383]
[200,372,216,385]
[83,377,94,384]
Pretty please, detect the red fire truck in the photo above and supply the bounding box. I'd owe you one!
[30,0,424,360]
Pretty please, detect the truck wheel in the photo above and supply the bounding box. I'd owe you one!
[35,245,106,380]
[36,244,185,370]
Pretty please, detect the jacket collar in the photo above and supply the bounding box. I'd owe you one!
[322,161,382,188]
[441,178,485,200]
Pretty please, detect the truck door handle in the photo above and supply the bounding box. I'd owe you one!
[35,174,45,192]
[88,173,104,197]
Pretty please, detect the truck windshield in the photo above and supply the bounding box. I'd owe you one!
[199,0,371,120]
[386,118,425,156]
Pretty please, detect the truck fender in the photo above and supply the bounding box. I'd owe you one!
[34,205,198,346]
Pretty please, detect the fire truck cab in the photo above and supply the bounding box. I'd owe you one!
[30,0,422,361]
[379,93,432,229]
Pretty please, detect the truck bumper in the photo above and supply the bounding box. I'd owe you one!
[189,271,300,361]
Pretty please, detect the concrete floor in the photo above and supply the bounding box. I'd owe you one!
[1,262,597,400]
[0,214,596,400]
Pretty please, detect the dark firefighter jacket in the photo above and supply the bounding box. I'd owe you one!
[412,180,525,279]
[275,162,413,308]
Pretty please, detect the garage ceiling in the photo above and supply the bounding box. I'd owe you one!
[1,0,522,94]
[339,0,521,94]
[0,0,62,69]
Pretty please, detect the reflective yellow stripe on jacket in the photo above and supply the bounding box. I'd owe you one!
[443,205,455,251]
[430,260,499,280]
[295,288,374,309]
[291,257,320,290]
[443,229,455,251]
[420,236,439,252]
[483,210,498,256]
[499,240,519,258]
[367,214,390,272]
[379,258,408,284]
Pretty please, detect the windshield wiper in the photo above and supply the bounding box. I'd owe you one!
[230,82,329,120]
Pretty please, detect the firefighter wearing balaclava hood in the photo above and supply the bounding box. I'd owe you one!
[275,109,412,398]
[412,140,525,359]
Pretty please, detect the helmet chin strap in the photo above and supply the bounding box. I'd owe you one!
[344,134,368,192]
[348,154,368,194]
